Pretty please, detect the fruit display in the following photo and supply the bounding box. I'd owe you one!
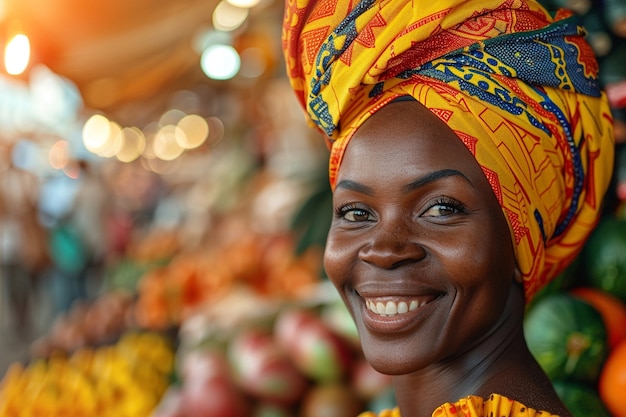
[151,296,394,417]
[132,232,323,332]
[524,213,626,417]
[0,332,175,417]
[570,287,626,350]
[599,339,626,417]
[29,290,136,358]
[583,217,626,303]
[525,293,609,383]
[552,380,612,417]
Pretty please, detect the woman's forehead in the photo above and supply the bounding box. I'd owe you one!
[341,102,477,170]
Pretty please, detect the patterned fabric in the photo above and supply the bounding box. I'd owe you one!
[357,394,559,417]
[282,0,615,300]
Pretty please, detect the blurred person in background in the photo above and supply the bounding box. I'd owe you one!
[0,143,50,340]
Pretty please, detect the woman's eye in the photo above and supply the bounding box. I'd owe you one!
[422,199,464,218]
[338,205,373,222]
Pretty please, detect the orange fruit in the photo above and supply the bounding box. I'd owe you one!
[599,339,626,417]
[570,287,626,349]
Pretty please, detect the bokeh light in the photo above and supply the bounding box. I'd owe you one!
[153,125,184,161]
[200,44,240,80]
[212,0,249,32]
[48,140,71,170]
[227,0,262,8]
[117,127,146,163]
[160,108,186,126]
[82,114,124,158]
[4,33,30,75]
[176,114,209,149]
[98,121,123,158]
[82,114,112,153]
[206,116,225,145]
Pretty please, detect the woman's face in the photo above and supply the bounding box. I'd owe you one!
[324,100,520,375]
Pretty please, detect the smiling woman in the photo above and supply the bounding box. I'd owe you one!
[281,1,615,416]
[325,100,519,381]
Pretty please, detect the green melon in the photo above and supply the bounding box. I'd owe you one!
[583,217,626,304]
[524,293,608,383]
[552,380,612,417]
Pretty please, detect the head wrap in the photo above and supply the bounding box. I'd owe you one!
[282,0,615,300]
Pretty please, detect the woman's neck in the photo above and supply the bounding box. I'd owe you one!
[391,286,571,417]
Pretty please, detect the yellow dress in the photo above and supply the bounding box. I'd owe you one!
[358,394,559,417]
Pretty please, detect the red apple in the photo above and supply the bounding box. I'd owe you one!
[274,308,353,383]
[180,349,249,417]
[228,327,308,405]
[181,348,232,384]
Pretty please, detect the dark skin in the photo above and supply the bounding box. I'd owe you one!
[323,100,572,417]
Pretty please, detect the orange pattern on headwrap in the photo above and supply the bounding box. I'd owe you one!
[282,0,615,300]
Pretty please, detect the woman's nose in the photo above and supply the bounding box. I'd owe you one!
[358,222,426,269]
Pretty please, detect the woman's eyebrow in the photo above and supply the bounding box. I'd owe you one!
[402,169,475,193]
[334,169,474,196]
[334,179,374,195]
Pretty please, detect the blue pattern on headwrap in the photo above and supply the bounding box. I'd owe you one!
[392,16,600,137]
[475,14,600,97]
[309,0,377,136]
[388,16,593,241]
[535,85,585,238]
[534,209,547,243]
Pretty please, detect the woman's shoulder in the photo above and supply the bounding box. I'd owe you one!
[358,393,561,417]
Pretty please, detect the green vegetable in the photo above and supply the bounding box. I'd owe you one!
[524,293,608,383]
[552,380,612,417]
[583,217,626,303]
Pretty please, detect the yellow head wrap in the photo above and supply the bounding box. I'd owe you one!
[282,0,615,300]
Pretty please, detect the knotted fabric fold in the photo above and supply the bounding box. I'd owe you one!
[282,0,615,300]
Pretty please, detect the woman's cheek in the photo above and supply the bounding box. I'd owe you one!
[323,233,354,286]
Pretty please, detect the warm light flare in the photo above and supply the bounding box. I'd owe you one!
[227,0,261,7]
[213,0,249,31]
[82,114,111,152]
[117,127,146,162]
[4,33,30,75]
[82,111,224,162]
[82,114,123,157]
[176,114,209,149]
[48,140,71,170]
[153,125,184,161]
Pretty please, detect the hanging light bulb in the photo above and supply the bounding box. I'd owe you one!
[4,33,31,75]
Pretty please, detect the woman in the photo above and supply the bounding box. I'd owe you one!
[282,1,615,416]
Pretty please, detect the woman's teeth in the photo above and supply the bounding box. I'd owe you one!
[365,299,421,316]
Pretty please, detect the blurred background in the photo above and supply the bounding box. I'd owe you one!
[0,0,625,416]
[0,0,325,349]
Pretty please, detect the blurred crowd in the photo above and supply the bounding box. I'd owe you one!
[1,153,146,342]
